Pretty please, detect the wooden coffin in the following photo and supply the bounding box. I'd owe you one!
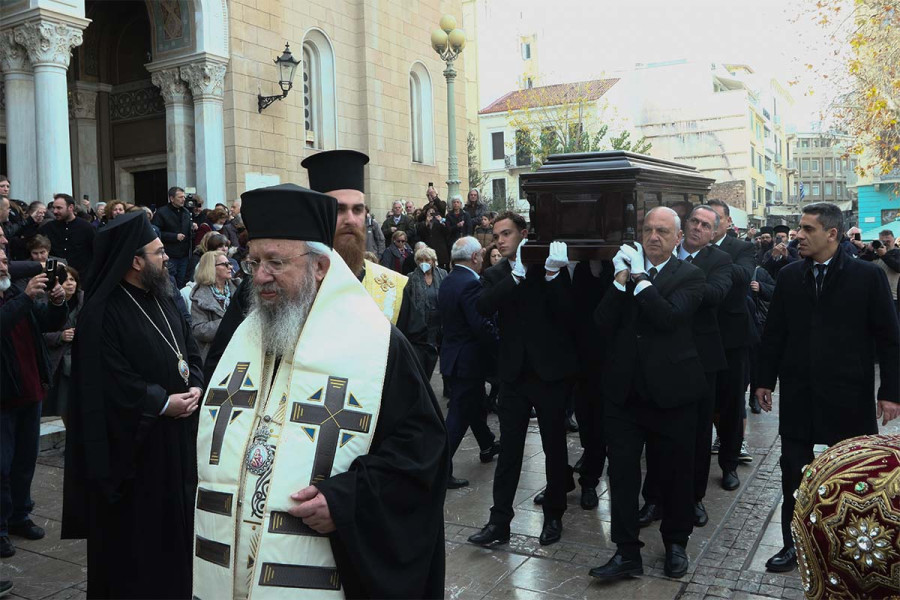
[519,151,715,262]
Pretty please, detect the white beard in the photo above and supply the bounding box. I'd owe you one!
[0,276,10,293]
[248,266,317,358]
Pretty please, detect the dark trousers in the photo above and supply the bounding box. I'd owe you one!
[446,376,496,477]
[779,437,815,549]
[0,402,42,536]
[643,371,717,505]
[716,347,748,472]
[574,376,606,488]
[168,256,189,288]
[413,343,439,382]
[606,393,696,553]
[490,373,571,524]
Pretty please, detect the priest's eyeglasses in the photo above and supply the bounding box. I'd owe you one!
[241,252,312,275]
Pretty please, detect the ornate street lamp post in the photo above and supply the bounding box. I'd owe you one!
[431,15,466,205]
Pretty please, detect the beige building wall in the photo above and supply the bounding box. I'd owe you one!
[224,0,469,219]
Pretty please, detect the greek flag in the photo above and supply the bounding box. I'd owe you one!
[799,181,805,201]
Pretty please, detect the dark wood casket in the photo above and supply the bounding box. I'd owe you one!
[519,151,715,262]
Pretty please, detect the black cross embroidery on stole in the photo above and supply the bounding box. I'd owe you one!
[205,362,258,465]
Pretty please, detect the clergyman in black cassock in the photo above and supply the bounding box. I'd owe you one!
[62,212,204,599]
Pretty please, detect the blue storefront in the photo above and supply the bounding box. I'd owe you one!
[857,174,900,240]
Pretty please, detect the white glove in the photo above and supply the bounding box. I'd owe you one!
[544,241,569,272]
[512,238,527,278]
[629,242,647,277]
[612,249,630,275]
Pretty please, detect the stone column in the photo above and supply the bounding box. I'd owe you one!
[151,68,196,189]
[68,82,99,203]
[0,30,38,202]
[180,60,226,204]
[14,21,83,203]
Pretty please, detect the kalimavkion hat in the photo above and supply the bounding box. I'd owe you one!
[301,150,369,194]
[240,183,337,248]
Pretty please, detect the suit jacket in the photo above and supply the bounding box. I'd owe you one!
[571,261,613,384]
[438,266,497,379]
[686,245,733,373]
[758,247,900,444]
[594,258,707,409]
[476,259,577,383]
[714,235,755,349]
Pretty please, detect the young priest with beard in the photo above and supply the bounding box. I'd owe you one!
[192,184,448,599]
[62,212,204,599]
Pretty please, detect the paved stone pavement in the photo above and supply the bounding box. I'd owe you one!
[4,370,898,600]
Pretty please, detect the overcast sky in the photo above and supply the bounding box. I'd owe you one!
[474,0,842,129]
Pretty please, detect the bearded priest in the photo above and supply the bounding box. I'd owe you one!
[193,184,449,600]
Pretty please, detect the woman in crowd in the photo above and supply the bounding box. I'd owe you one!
[405,247,447,380]
[190,251,237,362]
[380,230,415,274]
[104,200,126,224]
[445,198,471,244]
[193,207,229,246]
[43,266,82,424]
[416,207,452,270]
[482,243,503,274]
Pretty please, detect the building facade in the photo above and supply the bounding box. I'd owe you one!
[0,0,470,217]
[781,132,857,226]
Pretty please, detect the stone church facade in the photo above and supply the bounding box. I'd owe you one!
[0,0,470,217]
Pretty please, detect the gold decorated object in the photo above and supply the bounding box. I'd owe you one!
[373,274,395,292]
[793,434,900,599]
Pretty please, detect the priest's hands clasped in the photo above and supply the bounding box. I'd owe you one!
[164,387,203,418]
[288,485,335,534]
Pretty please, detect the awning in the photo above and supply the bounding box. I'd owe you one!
[861,220,900,241]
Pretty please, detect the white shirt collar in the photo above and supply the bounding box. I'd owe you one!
[714,236,726,246]
[645,255,671,273]
[456,264,479,278]
[678,244,703,260]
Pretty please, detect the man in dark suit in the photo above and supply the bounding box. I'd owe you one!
[756,202,900,572]
[707,199,755,491]
[639,205,733,529]
[467,211,577,547]
[589,207,707,581]
[439,236,500,490]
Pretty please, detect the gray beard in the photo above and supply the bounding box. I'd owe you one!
[249,265,317,358]
[0,276,10,293]
[140,262,173,298]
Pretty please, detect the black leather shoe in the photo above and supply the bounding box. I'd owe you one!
[580,486,599,510]
[0,579,13,597]
[533,478,576,505]
[589,552,643,580]
[566,415,579,432]
[539,517,563,545]
[479,441,501,463]
[765,546,797,572]
[664,543,689,578]
[8,519,44,540]
[447,476,469,489]
[468,523,510,546]
[0,536,14,558]
[637,503,663,527]
[693,502,709,527]
[721,470,740,491]
[574,454,585,474]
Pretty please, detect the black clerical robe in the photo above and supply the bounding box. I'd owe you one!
[66,282,203,599]
[315,326,448,599]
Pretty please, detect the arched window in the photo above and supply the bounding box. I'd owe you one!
[409,62,434,165]
[301,29,337,150]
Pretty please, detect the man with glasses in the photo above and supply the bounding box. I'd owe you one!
[193,183,448,599]
[62,212,204,598]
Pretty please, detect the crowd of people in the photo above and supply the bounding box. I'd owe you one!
[1,157,899,599]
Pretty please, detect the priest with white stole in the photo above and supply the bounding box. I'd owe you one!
[192,184,449,600]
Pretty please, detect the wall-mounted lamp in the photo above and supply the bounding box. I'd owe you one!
[257,43,300,113]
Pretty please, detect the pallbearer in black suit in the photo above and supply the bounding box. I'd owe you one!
[467,211,577,548]
[639,205,733,529]
[756,202,900,573]
[589,207,707,581]
[707,200,755,492]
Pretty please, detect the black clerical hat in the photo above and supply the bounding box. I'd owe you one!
[85,211,158,297]
[759,226,774,235]
[773,225,790,235]
[240,183,337,248]
[301,150,369,194]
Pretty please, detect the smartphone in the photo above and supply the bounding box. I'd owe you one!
[45,258,58,289]
[853,233,861,241]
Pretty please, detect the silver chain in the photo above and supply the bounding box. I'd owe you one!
[119,285,183,360]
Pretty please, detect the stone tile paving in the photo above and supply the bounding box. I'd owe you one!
[6,372,900,600]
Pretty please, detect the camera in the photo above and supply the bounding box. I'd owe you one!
[44,258,68,289]
[872,240,883,250]
[185,193,197,210]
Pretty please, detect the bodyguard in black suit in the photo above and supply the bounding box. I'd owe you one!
[707,200,756,491]
[439,237,500,489]
[640,205,733,528]
[467,212,577,548]
[589,207,707,581]
[756,202,900,573]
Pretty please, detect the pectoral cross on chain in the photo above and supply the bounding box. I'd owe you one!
[290,376,372,483]
[205,362,258,465]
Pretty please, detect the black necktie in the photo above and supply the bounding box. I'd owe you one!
[648,267,658,282]
[685,255,693,263]
[815,264,826,296]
